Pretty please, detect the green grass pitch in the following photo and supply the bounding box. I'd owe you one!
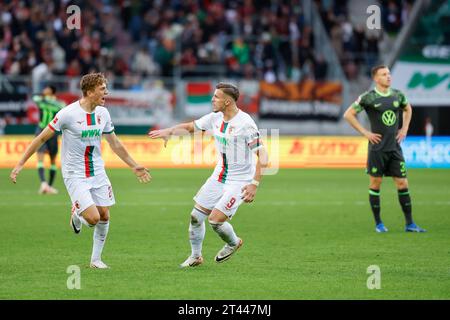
[0,168,449,299]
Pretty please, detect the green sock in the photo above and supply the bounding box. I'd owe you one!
[398,188,413,225]
[369,189,381,224]
[49,164,57,186]
[37,161,45,183]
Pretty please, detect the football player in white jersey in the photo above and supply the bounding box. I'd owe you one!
[149,82,269,267]
[10,73,151,269]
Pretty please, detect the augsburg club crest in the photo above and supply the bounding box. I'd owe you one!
[382,110,396,126]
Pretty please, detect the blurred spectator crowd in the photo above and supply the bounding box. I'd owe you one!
[0,0,415,84]
[317,0,414,79]
[0,0,325,84]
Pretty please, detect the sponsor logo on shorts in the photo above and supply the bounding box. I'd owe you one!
[108,186,113,200]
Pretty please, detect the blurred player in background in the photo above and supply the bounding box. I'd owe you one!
[344,65,426,233]
[149,82,269,267]
[32,85,65,194]
[10,73,152,268]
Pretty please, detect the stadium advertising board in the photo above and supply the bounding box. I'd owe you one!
[185,82,213,118]
[58,86,173,126]
[1,136,449,169]
[402,137,450,168]
[391,2,450,107]
[184,81,259,117]
[0,93,28,120]
[105,88,173,126]
[258,81,342,120]
[391,62,450,106]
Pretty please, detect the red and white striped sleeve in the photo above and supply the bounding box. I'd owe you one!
[48,109,65,132]
[246,123,262,152]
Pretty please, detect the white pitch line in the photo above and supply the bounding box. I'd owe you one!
[1,201,449,207]
[2,189,449,196]
[0,188,195,195]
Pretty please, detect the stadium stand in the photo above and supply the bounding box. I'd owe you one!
[0,0,441,134]
[2,0,409,81]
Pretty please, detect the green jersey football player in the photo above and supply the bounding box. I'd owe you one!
[344,65,426,233]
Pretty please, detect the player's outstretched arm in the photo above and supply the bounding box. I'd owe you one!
[343,106,382,144]
[397,103,412,143]
[104,132,151,183]
[10,127,55,183]
[148,122,195,147]
[241,146,269,203]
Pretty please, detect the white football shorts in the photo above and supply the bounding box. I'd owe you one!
[193,178,251,219]
[64,173,115,215]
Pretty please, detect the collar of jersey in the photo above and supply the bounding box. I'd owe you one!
[222,109,241,123]
[77,100,97,114]
[374,87,391,97]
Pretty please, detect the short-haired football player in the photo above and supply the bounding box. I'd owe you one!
[344,65,425,233]
[32,85,65,194]
[149,82,269,267]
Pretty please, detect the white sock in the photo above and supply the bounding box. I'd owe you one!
[91,221,109,262]
[210,221,239,246]
[189,208,207,258]
[72,213,82,229]
[79,215,94,227]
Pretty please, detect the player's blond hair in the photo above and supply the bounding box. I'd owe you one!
[216,82,240,102]
[80,73,107,96]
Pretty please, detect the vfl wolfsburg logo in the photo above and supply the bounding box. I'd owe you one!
[382,110,396,126]
[393,101,399,108]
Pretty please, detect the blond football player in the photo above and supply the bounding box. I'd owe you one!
[10,73,151,268]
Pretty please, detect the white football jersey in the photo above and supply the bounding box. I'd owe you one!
[194,109,262,184]
[48,100,114,178]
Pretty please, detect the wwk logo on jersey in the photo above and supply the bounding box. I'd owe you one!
[81,129,101,138]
